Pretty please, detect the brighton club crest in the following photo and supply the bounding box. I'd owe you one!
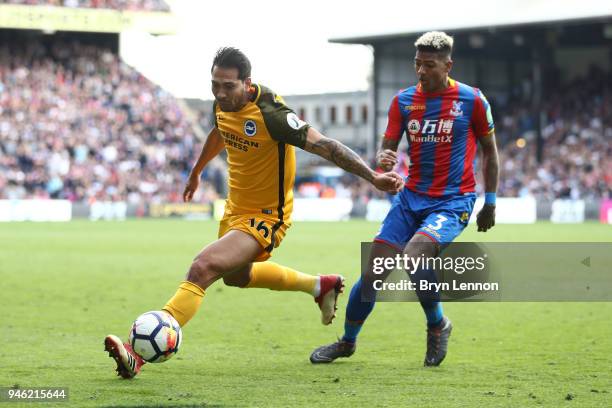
[244,120,257,137]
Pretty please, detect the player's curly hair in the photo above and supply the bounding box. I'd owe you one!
[415,31,453,57]
[211,47,251,80]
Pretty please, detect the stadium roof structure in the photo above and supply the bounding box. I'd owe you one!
[330,1,612,44]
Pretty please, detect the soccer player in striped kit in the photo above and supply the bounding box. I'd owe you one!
[311,31,500,366]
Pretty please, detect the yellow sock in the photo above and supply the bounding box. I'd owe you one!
[162,281,205,327]
[247,261,317,294]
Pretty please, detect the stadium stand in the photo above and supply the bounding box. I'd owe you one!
[1,38,608,206]
[494,67,611,200]
[0,22,608,210]
[0,34,224,205]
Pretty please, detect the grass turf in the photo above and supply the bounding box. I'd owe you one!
[2,220,611,407]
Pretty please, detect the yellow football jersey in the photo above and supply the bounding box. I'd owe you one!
[214,84,309,225]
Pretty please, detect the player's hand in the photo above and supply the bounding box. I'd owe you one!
[376,149,398,171]
[372,171,404,194]
[476,204,496,232]
[183,173,200,202]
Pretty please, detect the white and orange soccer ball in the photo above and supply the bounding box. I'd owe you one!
[128,311,182,363]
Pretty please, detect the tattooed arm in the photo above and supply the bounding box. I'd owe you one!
[302,127,404,193]
[303,127,376,182]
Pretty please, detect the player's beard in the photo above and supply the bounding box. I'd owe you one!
[217,101,235,111]
[218,94,247,112]
[420,76,446,93]
[418,74,432,87]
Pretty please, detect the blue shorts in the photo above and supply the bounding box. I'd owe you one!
[375,189,476,249]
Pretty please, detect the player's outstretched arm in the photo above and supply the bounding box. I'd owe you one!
[303,127,403,194]
[184,127,225,202]
[476,133,500,232]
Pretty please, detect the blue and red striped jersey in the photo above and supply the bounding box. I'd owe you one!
[384,78,494,197]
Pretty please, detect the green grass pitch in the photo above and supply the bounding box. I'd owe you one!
[2,220,612,407]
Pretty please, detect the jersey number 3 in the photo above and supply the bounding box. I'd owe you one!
[427,215,448,231]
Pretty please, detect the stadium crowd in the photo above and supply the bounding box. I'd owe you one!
[0,40,222,205]
[0,0,170,12]
[492,67,611,200]
[0,39,609,206]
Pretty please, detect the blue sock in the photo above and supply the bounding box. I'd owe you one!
[421,301,444,327]
[343,321,363,344]
[342,278,375,343]
[408,268,444,327]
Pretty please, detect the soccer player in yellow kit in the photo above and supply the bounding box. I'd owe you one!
[104,47,404,378]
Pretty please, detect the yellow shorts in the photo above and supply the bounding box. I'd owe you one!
[218,214,290,262]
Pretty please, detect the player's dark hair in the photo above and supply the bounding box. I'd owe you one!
[211,47,251,80]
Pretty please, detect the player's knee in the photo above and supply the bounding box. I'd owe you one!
[222,265,252,287]
[405,235,439,258]
[222,274,244,287]
[187,255,224,286]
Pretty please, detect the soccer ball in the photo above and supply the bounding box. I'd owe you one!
[128,311,182,363]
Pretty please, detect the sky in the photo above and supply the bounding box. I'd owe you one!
[120,0,612,100]
[120,0,376,99]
